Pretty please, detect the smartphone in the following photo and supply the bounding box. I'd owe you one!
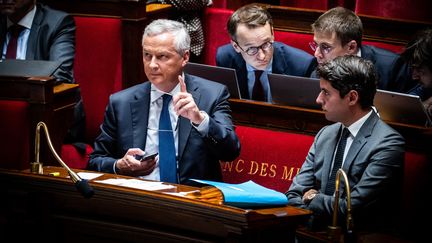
[135,153,158,162]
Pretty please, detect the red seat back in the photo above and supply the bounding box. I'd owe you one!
[221,125,314,192]
[73,16,123,143]
[362,41,404,54]
[203,7,233,66]
[274,30,315,55]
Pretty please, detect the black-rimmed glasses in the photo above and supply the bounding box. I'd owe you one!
[234,41,274,56]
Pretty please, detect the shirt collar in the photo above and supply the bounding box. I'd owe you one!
[150,75,183,103]
[246,58,273,73]
[346,109,373,137]
[7,4,36,30]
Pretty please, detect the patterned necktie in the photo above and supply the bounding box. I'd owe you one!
[252,70,265,101]
[325,128,350,195]
[6,25,24,59]
[158,94,177,183]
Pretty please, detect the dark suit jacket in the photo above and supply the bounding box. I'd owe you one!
[0,3,75,83]
[286,112,405,232]
[361,45,416,93]
[88,74,241,185]
[216,41,317,99]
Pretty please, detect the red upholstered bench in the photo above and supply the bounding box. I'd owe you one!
[274,30,314,55]
[61,16,123,169]
[221,125,315,192]
[0,101,30,170]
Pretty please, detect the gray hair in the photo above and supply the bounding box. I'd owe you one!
[142,19,190,55]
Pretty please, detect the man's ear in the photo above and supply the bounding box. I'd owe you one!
[346,40,358,55]
[181,50,190,67]
[348,90,359,106]
[231,40,241,53]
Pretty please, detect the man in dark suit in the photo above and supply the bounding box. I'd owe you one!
[216,4,316,102]
[88,19,240,186]
[0,0,75,83]
[286,56,405,236]
[310,7,415,93]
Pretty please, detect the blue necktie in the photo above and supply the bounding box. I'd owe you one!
[158,94,177,183]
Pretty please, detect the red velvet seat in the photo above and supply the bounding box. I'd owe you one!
[0,101,30,170]
[274,30,315,55]
[203,7,234,65]
[355,0,432,23]
[221,125,314,193]
[61,16,123,169]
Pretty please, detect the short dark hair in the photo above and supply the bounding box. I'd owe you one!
[227,4,273,42]
[317,55,377,108]
[401,28,432,71]
[312,7,363,47]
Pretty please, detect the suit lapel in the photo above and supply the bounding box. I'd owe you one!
[130,83,151,149]
[321,124,343,191]
[272,43,287,74]
[26,6,43,59]
[235,55,249,99]
[342,112,378,172]
[178,74,198,161]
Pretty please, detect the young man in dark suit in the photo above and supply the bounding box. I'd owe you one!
[287,55,405,236]
[310,7,415,93]
[0,0,75,83]
[89,19,240,186]
[216,4,316,103]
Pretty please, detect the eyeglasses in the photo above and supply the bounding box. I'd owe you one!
[234,41,274,56]
[309,42,334,55]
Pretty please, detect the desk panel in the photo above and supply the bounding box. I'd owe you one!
[0,167,311,242]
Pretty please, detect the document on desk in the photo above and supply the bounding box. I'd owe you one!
[191,179,288,208]
[95,178,175,191]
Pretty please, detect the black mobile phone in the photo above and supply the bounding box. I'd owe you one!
[135,153,158,162]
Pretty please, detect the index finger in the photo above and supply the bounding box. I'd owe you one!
[179,75,187,93]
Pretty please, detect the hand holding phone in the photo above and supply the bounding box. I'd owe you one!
[135,153,158,162]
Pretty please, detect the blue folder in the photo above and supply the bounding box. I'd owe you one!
[191,179,288,208]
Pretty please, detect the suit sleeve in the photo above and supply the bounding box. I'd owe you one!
[308,127,405,221]
[50,14,75,83]
[88,95,119,173]
[286,128,325,207]
[204,85,241,161]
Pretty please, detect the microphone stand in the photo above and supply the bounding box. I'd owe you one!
[328,169,355,242]
[30,121,94,198]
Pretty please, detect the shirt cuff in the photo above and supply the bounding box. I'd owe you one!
[113,160,118,174]
[191,111,209,135]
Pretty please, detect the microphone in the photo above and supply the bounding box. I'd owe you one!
[30,121,94,198]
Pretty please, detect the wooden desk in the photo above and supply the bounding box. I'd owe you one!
[0,76,79,167]
[0,167,311,242]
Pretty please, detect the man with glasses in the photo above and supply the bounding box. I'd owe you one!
[311,7,416,93]
[216,4,316,102]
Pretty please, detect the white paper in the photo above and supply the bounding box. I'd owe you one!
[95,178,175,191]
[78,172,104,180]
